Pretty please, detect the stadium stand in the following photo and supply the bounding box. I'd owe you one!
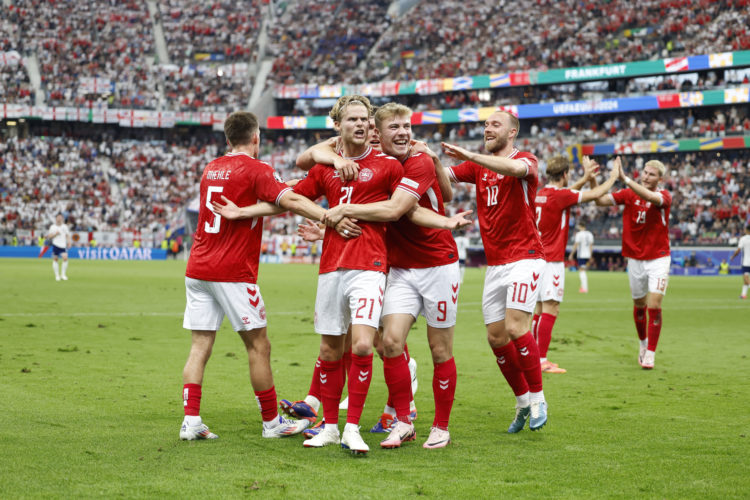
[2,0,750,253]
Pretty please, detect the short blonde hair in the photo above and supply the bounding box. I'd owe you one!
[374,102,412,130]
[329,95,373,123]
[644,159,666,177]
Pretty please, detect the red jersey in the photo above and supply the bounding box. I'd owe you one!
[387,152,458,269]
[535,185,582,262]
[611,188,672,260]
[293,147,404,274]
[186,152,291,283]
[449,149,544,265]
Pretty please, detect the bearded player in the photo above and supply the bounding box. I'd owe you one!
[441,110,548,433]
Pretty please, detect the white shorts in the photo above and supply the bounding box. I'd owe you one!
[183,277,267,332]
[482,259,545,323]
[314,269,386,335]
[539,261,565,303]
[627,256,670,299]
[382,262,460,328]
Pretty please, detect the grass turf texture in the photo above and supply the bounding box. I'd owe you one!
[1,259,748,498]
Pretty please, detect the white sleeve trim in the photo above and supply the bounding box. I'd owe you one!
[275,187,293,206]
[396,185,421,200]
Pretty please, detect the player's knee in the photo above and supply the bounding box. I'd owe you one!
[382,335,404,358]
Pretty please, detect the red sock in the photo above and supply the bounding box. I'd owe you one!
[346,353,374,425]
[383,354,412,422]
[319,359,344,425]
[512,332,543,393]
[403,343,411,362]
[432,357,457,429]
[647,308,662,351]
[254,386,278,422]
[342,349,352,387]
[492,343,529,396]
[633,306,647,341]
[537,313,557,359]
[307,357,322,400]
[183,383,201,416]
[531,313,540,341]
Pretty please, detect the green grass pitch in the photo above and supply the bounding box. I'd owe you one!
[1,258,748,498]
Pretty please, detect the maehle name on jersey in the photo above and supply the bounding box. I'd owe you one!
[206,170,231,180]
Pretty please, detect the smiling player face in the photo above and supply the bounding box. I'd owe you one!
[484,112,515,154]
[378,114,412,160]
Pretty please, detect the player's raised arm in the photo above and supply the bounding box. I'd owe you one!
[412,139,453,202]
[442,142,529,178]
[570,156,598,191]
[296,136,359,181]
[580,159,620,202]
[621,159,666,206]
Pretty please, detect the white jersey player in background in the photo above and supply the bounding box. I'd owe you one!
[569,222,594,293]
[730,225,750,299]
[454,231,470,284]
[46,213,71,281]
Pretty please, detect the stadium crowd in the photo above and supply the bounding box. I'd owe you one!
[2,130,747,248]
[4,0,750,108]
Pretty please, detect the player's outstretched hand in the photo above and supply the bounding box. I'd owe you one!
[335,217,362,239]
[609,158,621,180]
[582,155,599,178]
[333,157,359,181]
[211,195,241,219]
[447,210,473,230]
[615,156,626,182]
[322,204,347,227]
[298,219,324,242]
[410,139,437,159]
[441,142,472,161]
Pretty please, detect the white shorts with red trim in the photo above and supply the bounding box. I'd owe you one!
[627,256,670,299]
[183,277,267,332]
[314,269,386,335]
[539,261,566,303]
[482,259,545,323]
[382,262,460,328]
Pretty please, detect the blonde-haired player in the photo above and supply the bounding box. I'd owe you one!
[595,159,672,369]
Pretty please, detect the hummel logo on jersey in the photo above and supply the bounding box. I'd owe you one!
[358,370,370,382]
[519,347,530,356]
[439,379,450,390]
[497,356,506,365]
[532,272,539,281]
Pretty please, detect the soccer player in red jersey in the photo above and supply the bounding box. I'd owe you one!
[322,103,471,449]
[595,159,672,369]
[441,110,549,432]
[290,95,410,454]
[533,155,620,374]
[180,111,329,441]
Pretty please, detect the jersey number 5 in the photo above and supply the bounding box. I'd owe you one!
[205,186,224,233]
